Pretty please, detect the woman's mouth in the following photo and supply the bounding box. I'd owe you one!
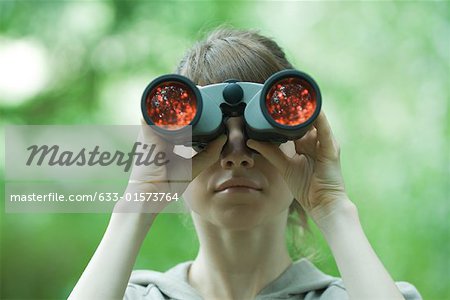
[215,177,262,193]
[216,186,261,193]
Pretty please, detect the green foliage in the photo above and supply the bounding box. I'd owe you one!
[1,1,448,299]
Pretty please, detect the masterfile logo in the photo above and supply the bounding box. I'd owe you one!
[4,125,192,213]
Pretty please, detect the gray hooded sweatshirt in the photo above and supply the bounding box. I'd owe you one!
[124,258,422,300]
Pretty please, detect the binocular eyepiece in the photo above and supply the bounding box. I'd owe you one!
[141,69,321,150]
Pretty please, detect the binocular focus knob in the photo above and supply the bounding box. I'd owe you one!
[223,81,244,105]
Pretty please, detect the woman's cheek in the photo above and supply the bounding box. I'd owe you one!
[269,178,294,211]
[259,161,294,211]
[182,176,210,214]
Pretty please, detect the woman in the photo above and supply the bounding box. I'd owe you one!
[69,27,422,300]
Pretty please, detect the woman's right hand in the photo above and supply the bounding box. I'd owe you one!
[113,118,227,216]
[70,120,226,300]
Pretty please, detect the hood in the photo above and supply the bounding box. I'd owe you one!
[129,258,338,299]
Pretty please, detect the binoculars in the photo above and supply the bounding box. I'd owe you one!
[141,69,321,151]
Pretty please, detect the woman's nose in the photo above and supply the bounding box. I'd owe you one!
[220,117,255,169]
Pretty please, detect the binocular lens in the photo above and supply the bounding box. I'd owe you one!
[144,81,197,130]
[265,77,317,126]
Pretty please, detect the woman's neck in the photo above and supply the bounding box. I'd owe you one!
[188,210,293,299]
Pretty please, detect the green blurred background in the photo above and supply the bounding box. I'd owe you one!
[1,1,449,299]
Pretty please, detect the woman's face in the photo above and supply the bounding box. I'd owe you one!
[183,116,295,230]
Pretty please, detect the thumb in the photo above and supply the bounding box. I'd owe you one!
[246,139,288,176]
[192,134,228,178]
[139,117,174,153]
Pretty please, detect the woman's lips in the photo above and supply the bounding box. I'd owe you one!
[216,186,261,193]
[215,177,262,193]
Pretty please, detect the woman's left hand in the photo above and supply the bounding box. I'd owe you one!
[246,110,354,225]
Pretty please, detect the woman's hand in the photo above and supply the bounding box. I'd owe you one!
[70,124,227,300]
[247,111,410,300]
[246,110,353,225]
[114,119,227,215]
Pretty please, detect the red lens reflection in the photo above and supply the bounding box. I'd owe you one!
[145,81,197,130]
[265,77,316,126]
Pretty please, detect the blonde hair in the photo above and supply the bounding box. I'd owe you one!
[176,25,313,260]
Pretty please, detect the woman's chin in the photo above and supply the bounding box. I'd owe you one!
[211,204,269,230]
